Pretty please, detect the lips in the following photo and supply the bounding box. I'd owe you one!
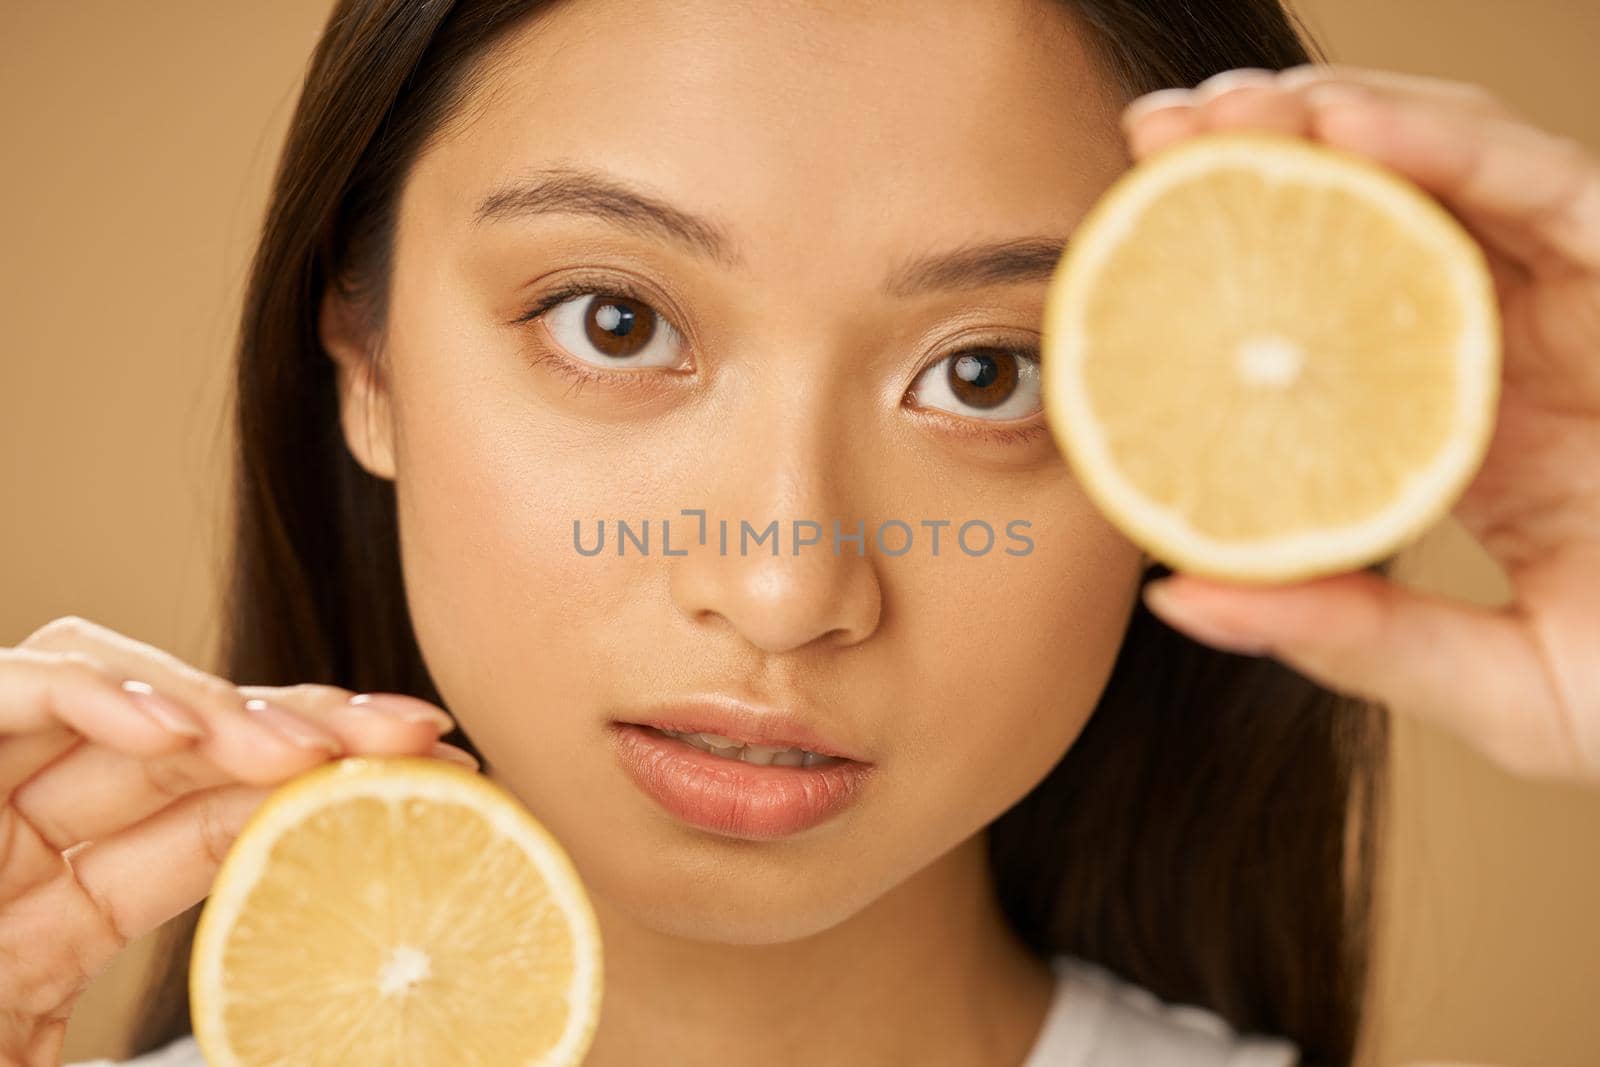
[609,723,874,839]
[608,696,874,839]
[616,697,869,762]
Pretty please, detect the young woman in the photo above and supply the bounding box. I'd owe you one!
[8,1,1597,1065]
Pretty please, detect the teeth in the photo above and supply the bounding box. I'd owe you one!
[657,728,839,768]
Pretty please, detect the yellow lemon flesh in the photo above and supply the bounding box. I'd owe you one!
[1041,131,1501,583]
[190,756,603,1067]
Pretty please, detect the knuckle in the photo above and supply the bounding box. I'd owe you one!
[61,846,133,963]
[140,754,211,801]
[11,646,104,671]
[34,650,115,696]
[191,675,246,712]
[58,649,107,673]
[18,614,101,649]
[197,791,246,868]
[233,681,352,721]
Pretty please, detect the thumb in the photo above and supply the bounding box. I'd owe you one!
[1141,570,1575,778]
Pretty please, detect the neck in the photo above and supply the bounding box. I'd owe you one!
[581,829,1057,1067]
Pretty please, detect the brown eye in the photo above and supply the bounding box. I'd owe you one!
[542,289,683,370]
[908,345,1042,422]
[582,295,655,358]
[948,349,1019,410]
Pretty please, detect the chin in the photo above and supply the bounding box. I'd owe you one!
[627,890,878,946]
[586,837,893,946]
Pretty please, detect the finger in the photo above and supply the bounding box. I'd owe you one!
[1123,63,1514,145]
[1120,66,1599,271]
[1185,66,1515,150]
[1275,62,1518,119]
[4,618,455,881]
[1141,571,1595,783]
[12,684,458,857]
[431,742,482,771]
[1121,89,1205,160]
[1448,210,1535,306]
[1273,82,1545,273]
[0,648,207,796]
[18,744,477,1007]
[1301,82,1600,272]
[1121,74,1315,160]
[6,782,272,1013]
[240,684,457,750]
[1194,82,1313,140]
[1121,68,1308,158]
[16,618,444,788]
[0,647,213,903]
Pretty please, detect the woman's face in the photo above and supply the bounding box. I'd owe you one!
[329,0,1142,943]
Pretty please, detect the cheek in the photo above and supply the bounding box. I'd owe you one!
[385,366,632,738]
[902,508,1141,812]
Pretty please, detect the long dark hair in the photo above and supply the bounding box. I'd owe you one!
[129,3,1386,1065]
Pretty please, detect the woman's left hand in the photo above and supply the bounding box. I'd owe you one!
[1119,65,1600,786]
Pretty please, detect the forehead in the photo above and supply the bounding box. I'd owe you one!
[406,0,1127,263]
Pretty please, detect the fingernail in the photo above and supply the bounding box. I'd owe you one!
[243,698,344,754]
[431,742,481,771]
[1193,67,1279,101]
[347,692,456,734]
[1122,87,1195,127]
[1142,581,1272,656]
[121,680,208,739]
[1305,82,1371,109]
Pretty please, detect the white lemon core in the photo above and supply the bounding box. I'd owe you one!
[1235,334,1305,389]
[377,944,432,997]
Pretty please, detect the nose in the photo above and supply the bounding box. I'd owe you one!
[668,400,883,655]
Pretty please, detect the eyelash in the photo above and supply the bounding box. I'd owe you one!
[512,276,667,398]
[512,279,1051,443]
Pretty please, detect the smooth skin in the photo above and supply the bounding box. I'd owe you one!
[3,8,1597,1067]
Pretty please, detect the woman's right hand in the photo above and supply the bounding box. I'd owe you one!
[0,615,476,1067]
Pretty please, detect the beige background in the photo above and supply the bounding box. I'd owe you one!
[2,2,1595,1064]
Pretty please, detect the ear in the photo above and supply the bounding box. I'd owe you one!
[319,283,396,480]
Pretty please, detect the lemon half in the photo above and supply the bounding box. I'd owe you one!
[1041,131,1501,583]
[190,757,603,1067]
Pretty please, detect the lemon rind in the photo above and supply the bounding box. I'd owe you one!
[1041,131,1501,583]
[190,756,603,1067]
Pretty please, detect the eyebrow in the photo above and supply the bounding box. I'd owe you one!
[472,165,1069,298]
